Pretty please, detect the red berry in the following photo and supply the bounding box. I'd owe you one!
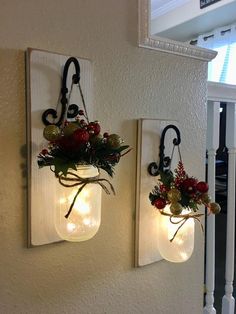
[153,198,166,209]
[41,149,48,155]
[78,109,84,115]
[103,132,109,138]
[88,122,101,135]
[79,119,87,128]
[160,184,169,193]
[72,128,89,146]
[196,181,209,193]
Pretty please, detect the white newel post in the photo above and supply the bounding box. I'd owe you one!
[204,101,220,314]
[222,103,236,314]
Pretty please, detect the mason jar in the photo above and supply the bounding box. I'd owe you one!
[157,206,195,262]
[55,165,102,242]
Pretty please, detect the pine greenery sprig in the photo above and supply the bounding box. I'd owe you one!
[38,115,130,177]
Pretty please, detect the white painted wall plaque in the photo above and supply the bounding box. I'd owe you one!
[26,48,92,246]
[135,119,179,266]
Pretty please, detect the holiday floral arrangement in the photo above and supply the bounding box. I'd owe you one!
[38,109,130,178]
[149,160,221,241]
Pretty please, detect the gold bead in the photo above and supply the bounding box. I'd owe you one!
[209,202,221,214]
[167,188,181,202]
[107,134,123,149]
[43,125,61,141]
[170,202,183,215]
[63,123,79,137]
[90,134,103,146]
[201,193,211,204]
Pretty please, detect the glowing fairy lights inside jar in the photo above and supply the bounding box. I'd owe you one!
[156,206,194,262]
[55,166,102,242]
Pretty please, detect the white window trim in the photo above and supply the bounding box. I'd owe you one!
[207,81,236,103]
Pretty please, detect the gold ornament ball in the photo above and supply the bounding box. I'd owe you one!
[209,202,221,214]
[107,134,123,149]
[90,134,103,146]
[167,188,181,202]
[63,123,79,137]
[201,193,211,204]
[170,202,183,215]
[43,125,61,141]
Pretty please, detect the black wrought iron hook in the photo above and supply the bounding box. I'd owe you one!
[148,124,181,176]
[42,57,81,126]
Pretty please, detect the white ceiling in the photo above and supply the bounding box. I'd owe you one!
[151,0,236,41]
[151,0,191,19]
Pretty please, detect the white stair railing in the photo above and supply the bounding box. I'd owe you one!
[204,101,220,314]
[205,82,236,314]
[222,103,236,314]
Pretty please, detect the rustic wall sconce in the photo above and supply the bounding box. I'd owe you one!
[148,124,195,263]
[27,49,130,246]
[135,120,220,266]
[27,49,93,246]
[40,57,102,242]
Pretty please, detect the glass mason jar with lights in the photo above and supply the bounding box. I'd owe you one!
[157,206,195,263]
[55,165,102,242]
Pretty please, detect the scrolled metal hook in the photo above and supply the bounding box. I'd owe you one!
[42,57,81,127]
[148,124,181,176]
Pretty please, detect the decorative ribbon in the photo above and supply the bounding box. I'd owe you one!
[160,210,204,242]
[55,171,115,218]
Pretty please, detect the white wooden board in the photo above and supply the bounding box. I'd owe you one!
[26,48,93,246]
[135,119,180,266]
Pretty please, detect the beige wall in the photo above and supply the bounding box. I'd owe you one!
[0,1,208,313]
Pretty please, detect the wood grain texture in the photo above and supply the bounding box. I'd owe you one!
[26,48,92,246]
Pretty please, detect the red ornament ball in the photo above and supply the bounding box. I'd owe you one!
[196,181,209,193]
[153,198,166,210]
[72,128,89,146]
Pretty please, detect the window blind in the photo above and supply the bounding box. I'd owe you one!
[197,24,236,85]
